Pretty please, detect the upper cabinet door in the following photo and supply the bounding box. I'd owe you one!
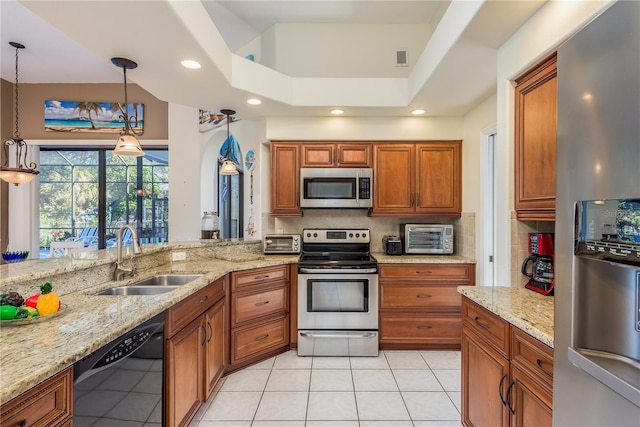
[270,143,302,217]
[372,144,415,214]
[336,143,372,167]
[514,53,557,221]
[415,142,461,214]
[301,144,335,167]
[301,143,372,167]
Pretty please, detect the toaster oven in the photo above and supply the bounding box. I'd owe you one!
[263,234,301,254]
[401,224,454,254]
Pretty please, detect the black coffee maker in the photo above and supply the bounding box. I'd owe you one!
[521,233,554,295]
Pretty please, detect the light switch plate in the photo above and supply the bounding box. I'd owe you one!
[172,251,186,261]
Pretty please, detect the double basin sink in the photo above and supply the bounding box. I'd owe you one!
[95,274,203,296]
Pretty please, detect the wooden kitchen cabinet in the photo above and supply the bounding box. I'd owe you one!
[270,143,302,217]
[514,53,557,221]
[379,263,474,349]
[229,265,290,370]
[372,142,461,217]
[166,277,226,427]
[461,297,553,427]
[0,367,72,427]
[301,143,372,168]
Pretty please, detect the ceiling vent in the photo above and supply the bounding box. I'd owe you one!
[395,49,408,67]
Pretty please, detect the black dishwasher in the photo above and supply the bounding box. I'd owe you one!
[73,312,165,426]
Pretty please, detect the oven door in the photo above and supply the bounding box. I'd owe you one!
[298,273,378,330]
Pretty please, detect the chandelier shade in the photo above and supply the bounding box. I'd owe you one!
[219,109,238,175]
[111,57,145,157]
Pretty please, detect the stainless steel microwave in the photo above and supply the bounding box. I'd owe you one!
[401,224,454,254]
[300,168,372,209]
[263,234,301,254]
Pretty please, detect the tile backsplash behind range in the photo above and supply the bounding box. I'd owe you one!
[261,210,476,258]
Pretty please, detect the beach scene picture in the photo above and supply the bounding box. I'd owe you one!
[44,100,144,134]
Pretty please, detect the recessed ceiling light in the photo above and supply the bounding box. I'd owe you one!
[247,98,262,105]
[181,59,201,69]
[411,109,426,115]
[330,109,344,115]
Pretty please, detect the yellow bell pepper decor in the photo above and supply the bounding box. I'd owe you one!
[36,282,60,316]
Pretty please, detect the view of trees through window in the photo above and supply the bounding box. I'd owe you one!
[39,148,169,256]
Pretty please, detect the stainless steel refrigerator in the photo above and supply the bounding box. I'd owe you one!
[555,1,640,425]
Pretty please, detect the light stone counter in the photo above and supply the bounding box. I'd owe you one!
[457,286,554,348]
[373,253,476,263]
[0,240,297,406]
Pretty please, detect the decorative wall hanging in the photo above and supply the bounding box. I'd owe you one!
[199,109,240,133]
[244,150,257,236]
[44,100,144,134]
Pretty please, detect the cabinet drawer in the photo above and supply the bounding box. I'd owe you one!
[167,277,225,337]
[232,284,288,327]
[1,367,72,427]
[511,326,554,388]
[231,315,289,364]
[380,312,461,344]
[462,298,510,358]
[379,264,474,284]
[232,265,289,291]
[381,284,461,309]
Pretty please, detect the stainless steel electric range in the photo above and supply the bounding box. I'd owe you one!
[297,228,379,356]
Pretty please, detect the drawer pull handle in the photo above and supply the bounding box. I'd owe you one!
[536,358,553,376]
[255,334,270,341]
[254,274,271,280]
[199,295,209,304]
[201,324,207,346]
[416,325,432,330]
[506,380,516,414]
[416,294,432,299]
[207,322,213,343]
[474,316,491,329]
[416,270,432,274]
[255,301,270,306]
[19,420,26,427]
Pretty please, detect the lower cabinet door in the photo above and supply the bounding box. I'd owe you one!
[462,327,510,427]
[380,312,461,346]
[167,316,205,427]
[204,298,226,399]
[509,365,553,427]
[231,315,289,365]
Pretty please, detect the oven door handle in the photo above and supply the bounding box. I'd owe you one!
[299,331,377,339]
[298,267,378,274]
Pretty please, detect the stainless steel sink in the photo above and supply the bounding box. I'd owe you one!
[95,274,203,296]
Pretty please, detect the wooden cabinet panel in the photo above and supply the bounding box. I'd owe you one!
[0,367,72,427]
[300,143,372,168]
[373,144,414,213]
[166,317,204,427]
[379,263,475,284]
[380,312,461,345]
[510,366,553,427]
[510,327,553,389]
[231,315,289,365]
[166,278,224,337]
[301,144,335,167]
[270,143,301,217]
[514,53,557,220]
[204,298,226,399]
[336,143,371,167]
[232,265,289,291]
[415,143,461,214]
[232,284,288,327]
[462,327,511,427]
[381,284,461,309]
[462,298,510,358]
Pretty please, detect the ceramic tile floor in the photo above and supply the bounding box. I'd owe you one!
[189,350,462,427]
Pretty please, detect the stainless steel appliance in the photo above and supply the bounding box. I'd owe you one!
[73,312,165,425]
[556,2,640,424]
[382,235,403,255]
[263,234,301,254]
[400,224,454,254]
[300,168,372,209]
[521,232,554,295]
[297,228,379,356]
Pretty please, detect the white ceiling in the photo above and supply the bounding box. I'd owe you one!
[1,0,546,119]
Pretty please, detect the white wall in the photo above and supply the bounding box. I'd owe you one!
[493,0,613,285]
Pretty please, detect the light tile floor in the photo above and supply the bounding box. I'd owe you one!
[189,350,462,427]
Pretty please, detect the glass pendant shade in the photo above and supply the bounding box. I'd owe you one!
[114,134,144,157]
[219,109,238,175]
[220,159,238,175]
[0,168,37,185]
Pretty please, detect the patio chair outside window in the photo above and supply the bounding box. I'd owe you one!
[66,227,98,247]
[50,241,92,257]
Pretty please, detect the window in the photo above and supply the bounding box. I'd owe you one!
[39,148,168,256]
[218,162,243,239]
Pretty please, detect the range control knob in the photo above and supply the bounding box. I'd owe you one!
[362,233,367,238]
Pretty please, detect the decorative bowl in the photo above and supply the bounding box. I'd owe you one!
[1,251,29,263]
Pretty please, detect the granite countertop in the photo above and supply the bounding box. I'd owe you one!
[373,253,476,264]
[0,247,297,406]
[457,286,554,348]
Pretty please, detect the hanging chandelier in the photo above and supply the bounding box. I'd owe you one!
[111,57,145,157]
[219,109,238,175]
[0,42,39,185]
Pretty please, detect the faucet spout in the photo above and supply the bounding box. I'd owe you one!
[113,225,142,281]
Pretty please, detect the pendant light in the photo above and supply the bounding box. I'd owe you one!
[219,109,238,175]
[111,57,144,157]
[0,42,39,185]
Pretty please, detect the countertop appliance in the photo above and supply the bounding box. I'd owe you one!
[521,233,554,295]
[383,235,403,255]
[555,2,640,424]
[300,168,372,209]
[263,234,301,254]
[401,224,453,254]
[297,228,379,356]
[73,312,165,425]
